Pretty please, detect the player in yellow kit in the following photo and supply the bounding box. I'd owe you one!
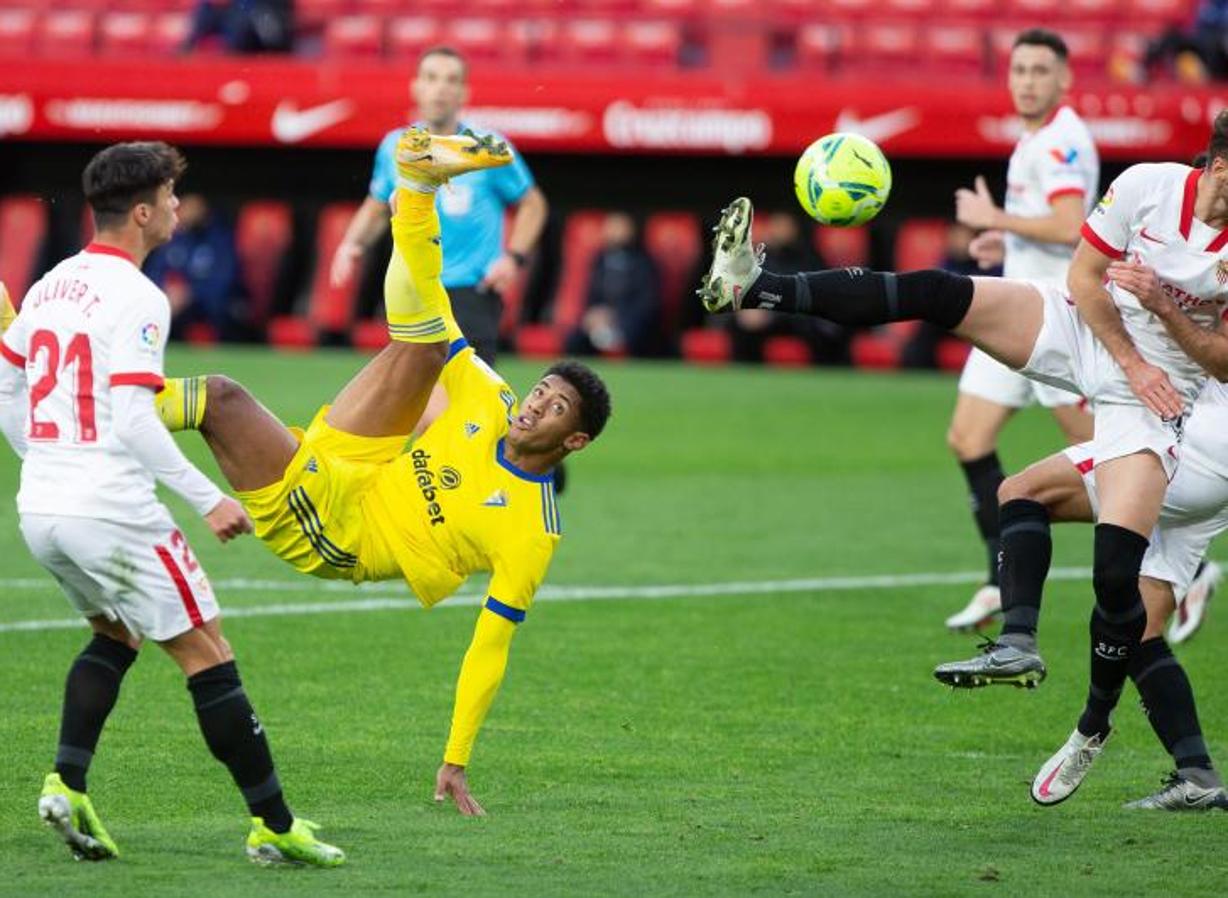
[156,127,612,815]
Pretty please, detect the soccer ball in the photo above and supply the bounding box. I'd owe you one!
[793,133,892,227]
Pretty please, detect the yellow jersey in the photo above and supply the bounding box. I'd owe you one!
[364,339,561,617]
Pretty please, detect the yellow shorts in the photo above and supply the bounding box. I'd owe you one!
[236,408,407,582]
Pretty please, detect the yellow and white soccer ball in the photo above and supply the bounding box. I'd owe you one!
[793,132,892,227]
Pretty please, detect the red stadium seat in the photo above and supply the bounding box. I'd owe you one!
[1125,0,1196,26]
[937,337,972,371]
[851,323,919,370]
[644,211,701,338]
[98,12,152,56]
[814,225,870,268]
[387,16,441,61]
[680,327,731,364]
[624,20,682,66]
[352,319,391,352]
[796,23,843,69]
[0,9,36,57]
[894,219,947,271]
[927,22,985,73]
[1066,0,1123,20]
[884,0,937,17]
[641,0,702,15]
[267,317,317,350]
[0,196,48,305]
[506,18,562,64]
[551,210,607,333]
[822,0,876,18]
[1006,0,1062,18]
[763,335,812,367]
[325,15,383,59]
[39,11,95,56]
[850,22,921,68]
[361,0,412,14]
[564,18,620,64]
[768,0,824,21]
[445,18,503,63]
[307,202,363,335]
[515,324,563,358]
[498,209,531,338]
[150,11,190,54]
[235,201,292,331]
[183,322,218,346]
[296,0,350,30]
[942,0,997,13]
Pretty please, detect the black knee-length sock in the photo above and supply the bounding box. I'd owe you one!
[54,635,138,792]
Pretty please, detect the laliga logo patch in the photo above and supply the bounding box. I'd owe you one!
[139,322,160,348]
[439,466,462,489]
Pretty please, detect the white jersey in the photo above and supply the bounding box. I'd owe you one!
[1082,162,1228,403]
[1003,105,1099,283]
[0,244,170,524]
[1183,378,1228,480]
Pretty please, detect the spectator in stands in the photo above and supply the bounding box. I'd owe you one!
[184,0,294,54]
[331,46,549,366]
[564,212,662,358]
[901,221,997,369]
[727,212,850,365]
[1130,0,1228,82]
[145,194,242,340]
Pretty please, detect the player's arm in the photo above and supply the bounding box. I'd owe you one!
[111,385,250,541]
[480,150,548,293]
[1107,260,1228,381]
[956,177,1084,245]
[330,196,390,288]
[0,343,29,459]
[1069,241,1184,419]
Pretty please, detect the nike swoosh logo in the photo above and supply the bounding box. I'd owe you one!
[271,99,354,144]
[833,107,921,145]
[1037,762,1063,798]
[1139,228,1165,244]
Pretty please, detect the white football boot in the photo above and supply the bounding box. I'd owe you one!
[1031,729,1109,806]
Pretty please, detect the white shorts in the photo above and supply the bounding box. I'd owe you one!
[1019,283,1187,479]
[958,346,1081,409]
[20,512,219,642]
[1065,442,1228,599]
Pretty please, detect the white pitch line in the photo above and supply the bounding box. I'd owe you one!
[0,566,1096,635]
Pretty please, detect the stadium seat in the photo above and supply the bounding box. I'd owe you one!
[1066,0,1123,20]
[822,0,877,18]
[387,16,441,61]
[796,23,843,69]
[894,218,947,271]
[768,0,824,21]
[0,196,47,305]
[445,18,503,63]
[506,18,562,64]
[286,202,363,342]
[680,327,731,364]
[1125,0,1196,26]
[936,337,972,372]
[515,324,563,358]
[926,23,985,74]
[98,12,152,56]
[361,0,412,14]
[623,20,682,66]
[941,0,998,15]
[183,322,219,346]
[235,200,293,333]
[814,224,869,268]
[884,0,937,17]
[1006,0,1062,17]
[267,317,317,351]
[150,11,190,54]
[352,319,391,352]
[640,0,703,15]
[326,15,383,59]
[296,0,350,30]
[850,23,921,69]
[549,210,607,335]
[39,11,95,56]
[643,211,702,341]
[763,335,812,367]
[851,322,919,370]
[498,208,531,339]
[0,9,36,57]
[564,19,620,65]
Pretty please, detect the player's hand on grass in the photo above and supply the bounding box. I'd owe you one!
[1124,358,1185,421]
[205,497,254,543]
[955,176,1000,230]
[968,229,1005,269]
[1107,261,1169,314]
[435,763,486,816]
[330,242,364,288]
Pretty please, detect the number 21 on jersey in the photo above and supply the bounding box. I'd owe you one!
[27,329,96,443]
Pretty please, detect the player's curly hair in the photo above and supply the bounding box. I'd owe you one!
[546,360,612,441]
[83,141,187,230]
[1207,110,1228,167]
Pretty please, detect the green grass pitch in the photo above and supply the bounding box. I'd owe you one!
[0,347,1225,896]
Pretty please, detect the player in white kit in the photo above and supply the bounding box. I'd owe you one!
[934,377,1228,809]
[944,28,1099,632]
[699,113,1228,807]
[0,143,344,865]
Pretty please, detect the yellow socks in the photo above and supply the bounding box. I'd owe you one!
[156,376,208,432]
[0,282,14,335]
[385,190,456,344]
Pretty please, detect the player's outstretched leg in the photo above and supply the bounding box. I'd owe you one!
[325,127,511,440]
[37,617,138,861]
[698,197,1044,371]
[161,621,345,865]
[1168,559,1221,645]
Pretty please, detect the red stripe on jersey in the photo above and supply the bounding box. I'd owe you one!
[0,341,24,368]
[1207,228,1228,253]
[110,372,165,391]
[83,242,136,265]
[1047,187,1085,203]
[1179,168,1200,241]
[1075,457,1094,475]
[1080,222,1124,260]
[154,544,204,628]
